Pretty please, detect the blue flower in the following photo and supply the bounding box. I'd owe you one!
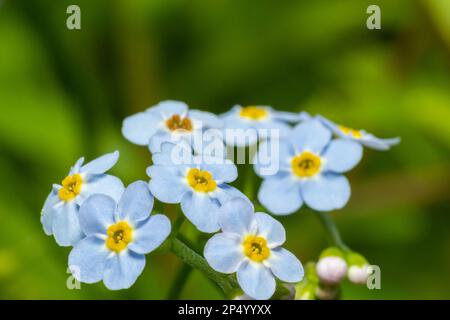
[316,115,400,151]
[204,198,304,300]
[122,100,224,153]
[254,119,363,214]
[41,151,125,247]
[220,105,301,146]
[68,181,171,290]
[147,142,248,233]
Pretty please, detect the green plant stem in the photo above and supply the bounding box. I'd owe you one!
[171,237,239,298]
[316,211,350,252]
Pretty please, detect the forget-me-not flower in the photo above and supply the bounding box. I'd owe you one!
[316,115,400,151]
[122,100,224,153]
[41,151,124,247]
[68,181,171,290]
[221,105,301,146]
[254,119,363,214]
[204,198,304,300]
[147,142,247,233]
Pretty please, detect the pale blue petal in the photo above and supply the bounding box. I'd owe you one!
[271,110,303,122]
[258,174,303,215]
[152,141,193,166]
[117,181,154,223]
[237,261,276,300]
[191,129,227,159]
[41,189,60,235]
[128,214,171,254]
[257,120,291,139]
[68,236,109,284]
[148,131,178,153]
[79,194,116,236]
[291,119,332,154]
[147,165,189,204]
[266,248,304,283]
[147,100,188,118]
[302,174,350,211]
[218,197,256,235]
[198,157,237,183]
[204,233,244,273]
[52,201,84,247]
[211,185,251,206]
[221,115,257,147]
[361,135,401,150]
[255,213,286,248]
[189,109,224,128]
[122,111,161,146]
[322,139,363,173]
[69,157,85,175]
[80,151,119,175]
[180,192,221,233]
[78,174,125,205]
[253,139,294,177]
[103,250,146,290]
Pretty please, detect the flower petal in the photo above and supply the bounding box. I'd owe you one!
[180,192,221,233]
[70,157,85,175]
[122,111,161,146]
[302,174,351,211]
[80,151,119,175]
[148,100,188,118]
[271,110,303,122]
[68,236,109,283]
[52,201,84,247]
[204,233,244,273]
[266,248,304,283]
[79,194,116,236]
[198,157,237,183]
[148,131,178,153]
[147,165,189,204]
[253,139,294,177]
[102,250,146,290]
[189,109,224,128]
[211,185,250,206]
[128,214,171,255]
[322,139,363,173]
[218,197,256,235]
[41,188,60,235]
[258,174,303,215]
[361,135,401,150]
[117,181,154,223]
[152,141,193,166]
[291,119,332,154]
[255,213,286,248]
[237,261,276,300]
[79,174,125,204]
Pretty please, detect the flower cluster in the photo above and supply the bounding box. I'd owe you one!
[40,100,398,299]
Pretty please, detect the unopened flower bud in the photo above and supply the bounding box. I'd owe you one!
[316,247,347,285]
[345,252,370,285]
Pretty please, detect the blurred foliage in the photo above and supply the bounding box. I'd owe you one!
[0,0,449,299]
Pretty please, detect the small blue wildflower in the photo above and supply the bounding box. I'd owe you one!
[68,181,171,290]
[41,151,125,247]
[122,100,223,153]
[220,105,301,146]
[147,142,248,233]
[254,119,363,214]
[316,115,400,151]
[204,198,304,300]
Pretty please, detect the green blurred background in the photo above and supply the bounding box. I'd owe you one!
[1,0,449,299]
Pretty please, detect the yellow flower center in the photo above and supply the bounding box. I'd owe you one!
[186,168,217,193]
[243,235,270,262]
[239,106,268,121]
[338,125,363,139]
[106,221,133,252]
[58,174,83,201]
[291,151,322,178]
[166,114,193,132]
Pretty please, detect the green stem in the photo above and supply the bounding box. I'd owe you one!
[316,212,350,252]
[171,237,239,298]
[167,263,192,300]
